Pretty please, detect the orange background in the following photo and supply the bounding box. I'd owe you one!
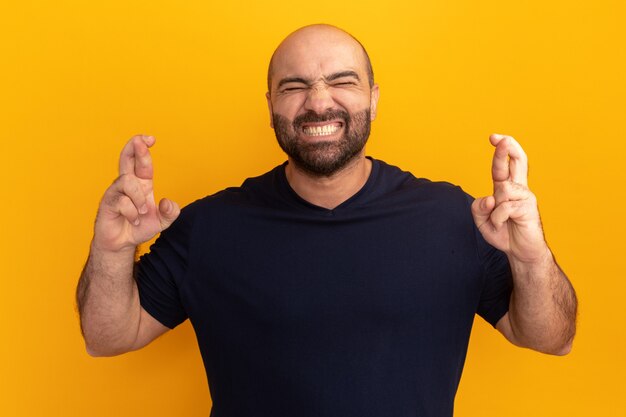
[1,1,625,416]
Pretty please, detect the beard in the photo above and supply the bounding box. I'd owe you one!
[272,108,371,177]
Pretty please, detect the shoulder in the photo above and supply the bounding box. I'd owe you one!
[370,158,470,204]
[177,164,287,217]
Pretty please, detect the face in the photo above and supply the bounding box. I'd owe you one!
[267,27,379,177]
[271,107,371,177]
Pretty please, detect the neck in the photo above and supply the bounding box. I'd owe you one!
[285,153,372,210]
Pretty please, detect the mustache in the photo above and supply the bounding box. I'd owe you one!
[293,109,350,129]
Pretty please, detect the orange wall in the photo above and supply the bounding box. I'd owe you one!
[1,1,625,416]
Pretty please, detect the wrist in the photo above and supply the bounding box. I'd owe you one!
[90,238,137,258]
[508,246,554,278]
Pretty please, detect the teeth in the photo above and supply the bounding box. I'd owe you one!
[303,124,339,136]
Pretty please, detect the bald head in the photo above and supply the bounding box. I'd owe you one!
[267,24,374,93]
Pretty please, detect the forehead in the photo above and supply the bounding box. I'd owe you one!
[271,29,367,84]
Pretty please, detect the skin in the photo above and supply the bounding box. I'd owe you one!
[76,135,174,356]
[266,25,379,209]
[473,134,577,354]
[77,24,576,357]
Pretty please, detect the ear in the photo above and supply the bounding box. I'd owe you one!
[266,92,274,128]
[369,84,380,121]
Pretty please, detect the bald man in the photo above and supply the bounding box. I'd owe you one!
[77,25,577,417]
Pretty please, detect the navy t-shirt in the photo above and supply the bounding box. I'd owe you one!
[136,158,512,417]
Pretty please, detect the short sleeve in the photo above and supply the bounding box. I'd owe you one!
[464,195,513,328]
[135,205,195,329]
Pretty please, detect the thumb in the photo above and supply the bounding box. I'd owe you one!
[471,196,495,226]
[158,198,181,230]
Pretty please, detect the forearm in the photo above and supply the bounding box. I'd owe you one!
[507,248,577,354]
[76,242,141,356]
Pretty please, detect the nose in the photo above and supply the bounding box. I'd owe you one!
[303,84,335,114]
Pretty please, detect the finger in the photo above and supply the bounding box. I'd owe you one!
[118,134,156,178]
[493,181,533,206]
[471,196,495,226]
[158,198,180,230]
[112,174,148,215]
[132,136,154,180]
[117,195,141,226]
[490,134,528,187]
[489,200,527,230]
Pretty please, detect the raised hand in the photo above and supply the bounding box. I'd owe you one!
[93,134,180,252]
[471,134,549,264]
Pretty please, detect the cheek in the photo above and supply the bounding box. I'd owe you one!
[272,94,307,118]
[330,89,371,111]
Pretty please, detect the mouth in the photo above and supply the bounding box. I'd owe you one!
[300,121,344,137]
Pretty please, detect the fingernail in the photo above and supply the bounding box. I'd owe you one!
[139,204,148,214]
[133,218,140,226]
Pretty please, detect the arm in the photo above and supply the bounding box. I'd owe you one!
[76,135,180,357]
[495,251,577,355]
[471,134,577,355]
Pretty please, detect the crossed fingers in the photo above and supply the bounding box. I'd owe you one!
[119,134,155,179]
[490,133,533,224]
[490,133,528,188]
[107,135,155,225]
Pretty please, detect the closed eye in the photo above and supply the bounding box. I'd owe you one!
[332,81,357,87]
[279,85,308,93]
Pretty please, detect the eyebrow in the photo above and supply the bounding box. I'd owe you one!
[277,77,309,89]
[276,71,361,89]
[325,70,360,82]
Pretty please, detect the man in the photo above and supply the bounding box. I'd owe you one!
[77,24,577,416]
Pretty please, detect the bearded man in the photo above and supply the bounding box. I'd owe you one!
[77,24,577,417]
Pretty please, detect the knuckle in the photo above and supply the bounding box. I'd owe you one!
[129,182,141,195]
[509,181,524,192]
[501,200,516,211]
[115,173,130,185]
[118,194,132,205]
[112,175,145,203]
[121,176,140,194]
[119,178,133,194]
